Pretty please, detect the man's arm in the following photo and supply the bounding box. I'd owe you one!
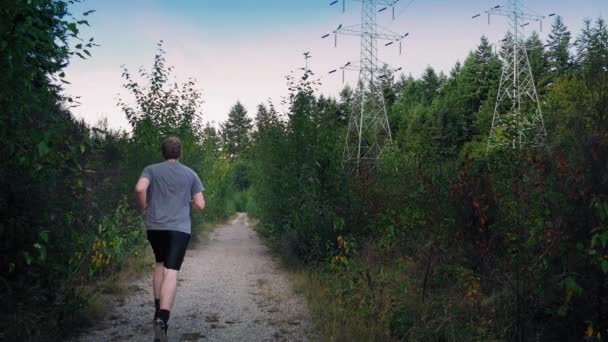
[192,192,205,211]
[135,177,150,210]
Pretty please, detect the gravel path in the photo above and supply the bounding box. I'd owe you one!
[71,214,313,342]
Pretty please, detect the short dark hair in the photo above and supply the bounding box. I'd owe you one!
[162,137,182,160]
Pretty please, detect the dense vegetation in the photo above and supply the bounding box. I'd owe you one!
[0,2,237,340]
[246,17,608,341]
[2,0,607,341]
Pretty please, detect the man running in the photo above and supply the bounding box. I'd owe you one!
[135,137,205,342]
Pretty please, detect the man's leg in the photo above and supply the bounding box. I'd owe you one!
[156,231,190,340]
[153,263,164,317]
[148,231,170,342]
[159,268,178,310]
[147,231,166,320]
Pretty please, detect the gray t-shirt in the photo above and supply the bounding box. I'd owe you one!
[140,161,204,234]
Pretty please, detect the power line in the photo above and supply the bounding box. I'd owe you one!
[393,0,415,21]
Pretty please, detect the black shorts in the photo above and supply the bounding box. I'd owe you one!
[147,230,191,271]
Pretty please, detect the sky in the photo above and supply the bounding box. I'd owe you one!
[63,0,607,131]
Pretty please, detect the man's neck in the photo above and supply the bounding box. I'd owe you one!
[166,159,179,163]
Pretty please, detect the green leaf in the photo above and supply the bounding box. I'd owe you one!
[38,141,50,157]
[602,260,608,274]
[39,230,49,243]
[601,231,608,248]
[562,276,583,295]
[83,10,96,16]
[68,22,79,35]
[83,49,91,57]
[75,43,82,49]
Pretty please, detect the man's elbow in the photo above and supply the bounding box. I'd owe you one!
[135,185,146,194]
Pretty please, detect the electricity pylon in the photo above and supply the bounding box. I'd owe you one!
[324,0,408,172]
[474,0,551,150]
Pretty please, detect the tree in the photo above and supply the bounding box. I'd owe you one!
[571,18,608,141]
[117,41,205,188]
[379,64,398,108]
[432,36,501,147]
[201,123,222,155]
[118,42,203,144]
[575,18,608,75]
[546,16,572,77]
[420,66,441,105]
[526,31,548,86]
[255,102,280,133]
[222,101,253,159]
[473,36,501,106]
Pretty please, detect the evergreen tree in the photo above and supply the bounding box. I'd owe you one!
[379,64,398,107]
[420,66,441,105]
[499,31,514,61]
[450,61,462,78]
[476,36,494,66]
[576,18,608,74]
[201,123,222,155]
[222,101,253,159]
[574,19,594,66]
[448,36,501,144]
[338,85,354,120]
[255,102,280,133]
[526,31,548,86]
[573,18,608,140]
[546,16,572,77]
[474,36,500,103]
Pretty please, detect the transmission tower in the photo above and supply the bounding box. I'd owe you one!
[323,0,408,172]
[302,51,312,73]
[474,1,553,150]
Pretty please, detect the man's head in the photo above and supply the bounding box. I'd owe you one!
[162,137,182,160]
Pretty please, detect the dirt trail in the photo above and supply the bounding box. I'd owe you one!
[71,214,313,342]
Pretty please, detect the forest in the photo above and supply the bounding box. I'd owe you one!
[1,0,607,341]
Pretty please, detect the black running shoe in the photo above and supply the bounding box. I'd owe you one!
[153,318,168,342]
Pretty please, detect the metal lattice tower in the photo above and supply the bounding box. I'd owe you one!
[324,0,408,172]
[479,0,549,150]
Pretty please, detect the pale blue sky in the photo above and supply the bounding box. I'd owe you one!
[64,0,607,130]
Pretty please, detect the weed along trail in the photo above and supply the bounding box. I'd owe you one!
[71,214,313,342]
